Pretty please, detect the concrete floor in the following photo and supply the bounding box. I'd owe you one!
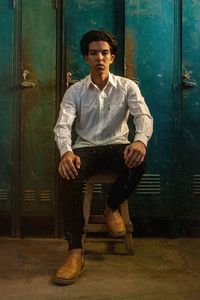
[0,237,200,300]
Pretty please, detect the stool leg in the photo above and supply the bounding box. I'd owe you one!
[120,200,134,255]
[82,183,94,248]
[124,233,134,255]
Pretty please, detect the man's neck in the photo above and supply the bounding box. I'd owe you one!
[91,72,109,91]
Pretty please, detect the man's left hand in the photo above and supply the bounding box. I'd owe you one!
[124,141,146,168]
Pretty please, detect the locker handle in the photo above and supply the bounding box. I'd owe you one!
[66,72,79,88]
[21,70,36,88]
[21,81,36,88]
[182,73,197,89]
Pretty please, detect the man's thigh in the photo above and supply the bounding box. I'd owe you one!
[73,144,144,176]
[104,144,146,175]
[103,144,128,172]
[72,147,102,178]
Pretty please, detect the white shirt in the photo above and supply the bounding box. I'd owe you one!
[54,73,153,157]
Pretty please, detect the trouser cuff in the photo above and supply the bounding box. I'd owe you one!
[64,232,83,250]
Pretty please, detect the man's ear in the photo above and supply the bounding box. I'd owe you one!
[110,54,115,64]
[84,55,89,63]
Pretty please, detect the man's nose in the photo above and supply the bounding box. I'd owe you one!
[96,52,103,61]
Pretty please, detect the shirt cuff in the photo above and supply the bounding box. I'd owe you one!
[134,133,148,147]
[60,145,73,158]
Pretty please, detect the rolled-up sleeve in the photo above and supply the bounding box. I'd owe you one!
[53,88,76,157]
[127,81,153,147]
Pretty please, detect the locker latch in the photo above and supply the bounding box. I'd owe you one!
[21,70,36,88]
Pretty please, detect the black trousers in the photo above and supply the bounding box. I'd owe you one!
[61,144,146,250]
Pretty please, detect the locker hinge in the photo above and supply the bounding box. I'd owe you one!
[172,82,176,91]
[12,0,16,9]
[55,0,58,9]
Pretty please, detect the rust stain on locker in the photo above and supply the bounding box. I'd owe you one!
[124,31,136,80]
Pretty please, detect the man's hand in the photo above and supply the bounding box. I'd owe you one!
[124,141,146,168]
[58,151,81,180]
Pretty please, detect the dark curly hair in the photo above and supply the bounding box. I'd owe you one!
[80,29,118,56]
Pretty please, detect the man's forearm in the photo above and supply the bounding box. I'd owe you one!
[133,115,153,147]
[54,124,73,157]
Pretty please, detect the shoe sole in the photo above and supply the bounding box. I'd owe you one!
[53,264,85,285]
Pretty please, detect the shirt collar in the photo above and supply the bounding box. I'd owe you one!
[86,74,93,89]
[86,73,117,90]
[108,73,117,88]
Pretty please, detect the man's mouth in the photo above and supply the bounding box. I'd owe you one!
[96,64,104,68]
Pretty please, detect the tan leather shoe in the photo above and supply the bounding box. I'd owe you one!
[54,249,84,285]
[104,208,126,237]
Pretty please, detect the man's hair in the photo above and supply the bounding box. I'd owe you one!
[80,29,118,56]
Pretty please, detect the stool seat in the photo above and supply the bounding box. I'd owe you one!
[83,170,134,255]
[86,170,118,183]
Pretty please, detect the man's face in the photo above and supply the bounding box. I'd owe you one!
[85,41,115,76]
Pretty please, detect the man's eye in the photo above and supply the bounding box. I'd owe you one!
[90,51,97,55]
[102,51,109,55]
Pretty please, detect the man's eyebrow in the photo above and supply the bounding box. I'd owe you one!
[89,49,110,52]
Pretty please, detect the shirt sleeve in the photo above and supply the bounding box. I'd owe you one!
[53,87,76,157]
[127,81,153,147]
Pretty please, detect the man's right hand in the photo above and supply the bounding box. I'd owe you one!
[58,151,81,180]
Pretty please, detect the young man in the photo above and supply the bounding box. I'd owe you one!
[53,29,153,285]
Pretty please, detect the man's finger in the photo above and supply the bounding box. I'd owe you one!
[123,146,129,159]
[67,160,78,177]
[128,154,144,168]
[60,163,70,180]
[58,164,65,178]
[63,161,77,179]
[125,149,137,165]
[74,156,81,169]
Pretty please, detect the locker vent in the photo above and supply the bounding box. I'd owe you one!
[24,190,36,201]
[136,174,160,195]
[193,175,200,195]
[0,189,7,201]
[83,184,102,194]
[40,190,52,202]
[83,174,161,195]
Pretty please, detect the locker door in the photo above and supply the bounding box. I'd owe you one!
[19,0,58,236]
[181,0,200,224]
[124,0,177,223]
[0,1,17,235]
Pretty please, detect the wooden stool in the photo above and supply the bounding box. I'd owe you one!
[83,170,134,255]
